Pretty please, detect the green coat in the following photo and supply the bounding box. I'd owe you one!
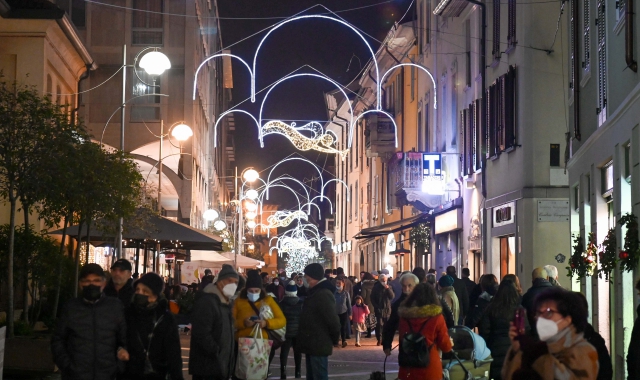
[296,279,341,356]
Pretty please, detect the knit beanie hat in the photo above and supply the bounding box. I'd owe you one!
[438,275,454,288]
[245,269,263,289]
[216,264,239,282]
[135,273,165,296]
[79,263,105,279]
[304,263,325,281]
[285,280,297,297]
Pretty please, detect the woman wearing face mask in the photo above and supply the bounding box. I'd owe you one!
[266,275,285,302]
[233,270,286,377]
[502,287,598,380]
[294,275,307,299]
[334,278,352,348]
[122,273,184,380]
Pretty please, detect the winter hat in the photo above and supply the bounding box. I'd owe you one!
[304,263,325,281]
[135,273,164,296]
[245,270,263,289]
[111,258,132,271]
[380,269,390,275]
[79,263,105,279]
[285,280,298,297]
[216,264,239,282]
[438,275,454,288]
[371,270,379,277]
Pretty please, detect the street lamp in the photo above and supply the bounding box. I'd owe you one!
[203,208,220,222]
[235,167,261,267]
[157,121,192,214]
[243,168,260,183]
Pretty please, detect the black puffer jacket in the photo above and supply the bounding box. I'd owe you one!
[371,281,394,319]
[51,294,127,380]
[465,291,494,329]
[296,279,341,356]
[122,298,183,380]
[104,279,135,306]
[279,295,303,339]
[478,306,525,380]
[189,284,235,379]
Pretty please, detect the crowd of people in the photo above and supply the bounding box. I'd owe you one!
[50,259,640,380]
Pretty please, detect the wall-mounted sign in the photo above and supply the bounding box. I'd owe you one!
[422,153,446,195]
[435,208,463,235]
[537,200,570,222]
[493,202,515,227]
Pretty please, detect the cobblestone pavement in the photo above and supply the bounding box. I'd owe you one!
[181,333,401,380]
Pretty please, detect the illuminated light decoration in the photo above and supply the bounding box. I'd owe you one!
[267,210,308,228]
[245,211,257,220]
[261,120,349,159]
[139,51,171,76]
[171,123,193,142]
[213,220,227,231]
[252,14,379,104]
[245,201,258,212]
[379,63,437,110]
[246,220,257,229]
[245,189,259,200]
[213,109,261,148]
[203,209,219,221]
[349,109,399,148]
[265,157,322,200]
[192,53,253,100]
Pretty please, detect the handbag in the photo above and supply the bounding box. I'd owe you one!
[235,324,272,380]
[136,315,165,375]
[249,300,286,349]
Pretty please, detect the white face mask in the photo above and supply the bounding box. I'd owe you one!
[222,283,238,298]
[303,277,310,288]
[273,281,279,286]
[536,317,561,341]
[336,286,343,291]
[247,292,260,302]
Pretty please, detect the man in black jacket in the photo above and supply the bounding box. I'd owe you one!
[104,259,134,305]
[370,270,394,346]
[296,263,341,380]
[446,266,469,324]
[51,264,129,380]
[521,267,554,333]
[189,264,239,380]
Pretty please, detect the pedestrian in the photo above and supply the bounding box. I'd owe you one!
[629,279,640,380]
[385,283,453,380]
[197,269,214,291]
[389,271,403,304]
[446,266,469,325]
[468,274,484,309]
[521,267,553,334]
[476,279,525,380]
[261,272,271,286]
[294,274,307,298]
[382,272,419,352]
[324,268,333,282]
[465,273,498,329]
[424,273,455,328]
[352,271,366,304]
[189,264,239,380]
[575,293,613,380]
[544,264,563,288]
[334,278,352,348]
[122,273,183,380]
[296,263,341,380]
[371,270,394,346]
[502,288,598,380]
[51,264,129,380]
[104,258,135,305]
[235,270,286,375]
[360,272,377,338]
[502,273,523,296]
[266,274,285,301]
[278,281,304,379]
[461,268,476,298]
[351,296,370,347]
[334,267,353,298]
[438,274,460,323]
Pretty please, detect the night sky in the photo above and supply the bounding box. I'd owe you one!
[217,0,413,213]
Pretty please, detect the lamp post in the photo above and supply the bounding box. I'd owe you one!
[236,167,260,268]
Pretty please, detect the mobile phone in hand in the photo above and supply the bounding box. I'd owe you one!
[250,316,259,321]
[514,306,526,335]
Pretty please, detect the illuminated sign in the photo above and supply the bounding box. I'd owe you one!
[493,202,515,227]
[422,153,445,195]
[435,208,462,234]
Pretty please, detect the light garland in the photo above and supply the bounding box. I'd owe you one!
[267,210,308,228]
[262,120,349,159]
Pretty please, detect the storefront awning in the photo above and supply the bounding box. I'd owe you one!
[354,213,431,240]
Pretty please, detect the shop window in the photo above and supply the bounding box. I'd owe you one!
[601,161,613,199]
[500,236,516,279]
[133,0,164,45]
[624,143,631,183]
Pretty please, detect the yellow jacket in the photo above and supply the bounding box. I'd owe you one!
[233,295,286,340]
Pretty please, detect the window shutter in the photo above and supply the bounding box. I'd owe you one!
[493,0,502,61]
[505,66,517,149]
[507,0,517,48]
[596,0,606,115]
[473,99,482,171]
[584,0,591,68]
[570,0,575,89]
[462,109,470,176]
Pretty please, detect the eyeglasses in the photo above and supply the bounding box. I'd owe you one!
[534,308,560,319]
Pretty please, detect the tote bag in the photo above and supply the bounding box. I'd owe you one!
[235,324,272,380]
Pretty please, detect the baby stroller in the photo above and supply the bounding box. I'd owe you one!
[443,326,493,380]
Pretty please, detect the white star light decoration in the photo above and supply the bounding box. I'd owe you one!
[193,6,438,157]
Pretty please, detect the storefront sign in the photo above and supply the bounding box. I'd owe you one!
[435,208,462,235]
[422,153,446,195]
[537,200,570,222]
[493,202,515,227]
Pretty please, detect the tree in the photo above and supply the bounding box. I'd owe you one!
[0,80,84,337]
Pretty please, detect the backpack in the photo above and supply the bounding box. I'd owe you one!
[398,318,434,368]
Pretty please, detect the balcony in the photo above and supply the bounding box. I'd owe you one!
[388,151,444,209]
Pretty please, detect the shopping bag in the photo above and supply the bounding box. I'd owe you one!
[259,303,286,344]
[235,324,272,380]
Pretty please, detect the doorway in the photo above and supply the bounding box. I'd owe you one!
[499,236,516,280]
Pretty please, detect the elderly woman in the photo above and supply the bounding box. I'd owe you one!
[382,272,419,354]
[502,287,598,380]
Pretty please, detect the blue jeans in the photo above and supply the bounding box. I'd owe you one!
[305,355,328,380]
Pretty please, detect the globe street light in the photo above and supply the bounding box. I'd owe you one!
[139,51,171,77]
[171,123,193,142]
[213,220,227,231]
[243,168,259,183]
[203,209,220,222]
[245,189,259,200]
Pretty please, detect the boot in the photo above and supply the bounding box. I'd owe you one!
[281,366,287,380]
[294,367,301,378]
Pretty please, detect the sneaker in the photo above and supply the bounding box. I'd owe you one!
[355,343,362,347]
[342,341,347,348]
[376,340,381,346]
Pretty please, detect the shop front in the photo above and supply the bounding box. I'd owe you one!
[492,201,517,280]
[433,205,463,273]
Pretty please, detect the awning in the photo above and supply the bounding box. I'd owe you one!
[220,252,265,269]
[190,250,234,262]
[354,213,431,240]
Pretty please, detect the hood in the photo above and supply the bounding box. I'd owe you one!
[281,296,300,306]
[310,278,336,295]
[398,304,443,319]
[203,282,230,304]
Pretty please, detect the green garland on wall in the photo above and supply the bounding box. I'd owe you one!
[410,223,431,252]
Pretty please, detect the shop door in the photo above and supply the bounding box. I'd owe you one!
[499,236,516,280]
[471,250,482,282]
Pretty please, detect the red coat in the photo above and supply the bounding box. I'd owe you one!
[397,304,452,380]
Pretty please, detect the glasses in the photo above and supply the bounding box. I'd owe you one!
[535,308,560,319]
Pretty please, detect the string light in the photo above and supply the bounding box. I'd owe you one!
[266,210,308,228]
[262,121,349,159]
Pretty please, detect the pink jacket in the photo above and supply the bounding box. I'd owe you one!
[351,304,370,323]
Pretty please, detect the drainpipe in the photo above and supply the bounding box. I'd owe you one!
[573,0,582,140]
[626,0,638,72]
[71,64,92,127]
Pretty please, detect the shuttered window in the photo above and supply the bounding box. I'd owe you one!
[486,66,517,159]
[596,0,606,122]
[507,0,517,50]
[493,0,501,62]
[462,99,483,175]
[583,0,591,71]
[570,0,576,90]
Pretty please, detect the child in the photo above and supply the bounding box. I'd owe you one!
[351,295,370,347]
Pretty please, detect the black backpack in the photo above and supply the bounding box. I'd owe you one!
[398,318,434,368]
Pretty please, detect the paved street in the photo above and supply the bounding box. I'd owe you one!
[180,333,400,380]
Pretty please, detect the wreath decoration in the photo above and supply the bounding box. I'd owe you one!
[598,228,617,281]
[567,232,597,279]
[618,213,640,272]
